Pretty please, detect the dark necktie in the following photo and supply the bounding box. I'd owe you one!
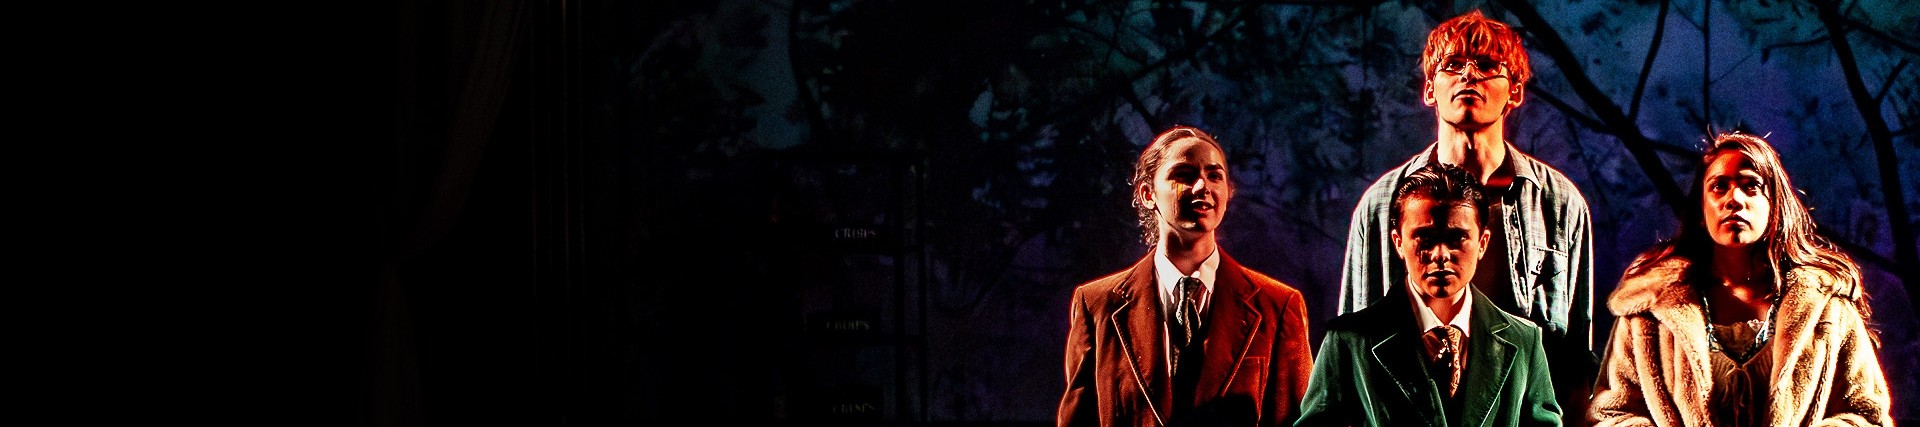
[1171,277,1206,375]
[1421,325,1465,398]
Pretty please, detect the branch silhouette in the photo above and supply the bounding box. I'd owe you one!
[1874,59,1909,103]
[1816,0,1919,309]
[1011,4,1261,143]
[1497,0,1688,219]
[1630,0,1670,121]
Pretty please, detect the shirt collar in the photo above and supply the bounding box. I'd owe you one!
[1154,245,1220,307]
[1416,141,1539,188]
[1407,280,1473,338]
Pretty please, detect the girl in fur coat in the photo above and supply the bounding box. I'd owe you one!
[1588,132,1891,427]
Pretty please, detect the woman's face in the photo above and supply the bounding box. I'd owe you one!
[1143,136,1231,239]
[1701,152,1771,249]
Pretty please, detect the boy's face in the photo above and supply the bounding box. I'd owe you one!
[1424,52,1520,132]
[1392,194,1489,301]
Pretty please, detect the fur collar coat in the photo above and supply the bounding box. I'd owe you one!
[1587,254,1891,426]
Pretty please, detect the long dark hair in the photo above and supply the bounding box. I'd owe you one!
[1628,131,1866,315]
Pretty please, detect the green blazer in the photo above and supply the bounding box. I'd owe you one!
[1296,286,1561,427]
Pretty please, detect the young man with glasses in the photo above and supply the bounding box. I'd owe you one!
[1335,9,1597,422]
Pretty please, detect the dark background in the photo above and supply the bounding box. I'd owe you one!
[205,0,1919,425]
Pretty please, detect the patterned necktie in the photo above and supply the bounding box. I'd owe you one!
[1421,325,1464,398]
[1171,277,1206,375]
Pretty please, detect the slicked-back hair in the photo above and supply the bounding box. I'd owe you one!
[1390,162,1488,232]
[1131,125,1229,247]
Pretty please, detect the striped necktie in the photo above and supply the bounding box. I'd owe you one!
[1171,277,1206,375]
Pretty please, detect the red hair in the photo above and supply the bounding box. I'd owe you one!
[1419,10,1532,87]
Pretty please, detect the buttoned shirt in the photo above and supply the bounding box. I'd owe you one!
[1408,280,1473,340]
[1338,142,1594,354]
[1153,245,1218,366]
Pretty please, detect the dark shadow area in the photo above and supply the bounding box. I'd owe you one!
[207,0,1920,425]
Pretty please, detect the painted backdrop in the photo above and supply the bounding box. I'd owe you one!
[368,0,1920,425]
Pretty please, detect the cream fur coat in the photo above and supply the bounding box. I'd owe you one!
[1587,255,1891,426]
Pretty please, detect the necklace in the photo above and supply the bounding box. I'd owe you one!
[1698,285,1780,364]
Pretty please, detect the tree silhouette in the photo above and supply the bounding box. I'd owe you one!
[615,0,1919,421]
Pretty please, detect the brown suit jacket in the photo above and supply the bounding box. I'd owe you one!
[1059,251,1315,427]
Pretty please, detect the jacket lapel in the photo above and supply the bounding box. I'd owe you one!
[1191,254,1261,404]
[1458,288,1516,427]
[1109,255,1169,426]
[1643,270,1714,420]
[1608,256,1718,427]
[1367,289,1447,427]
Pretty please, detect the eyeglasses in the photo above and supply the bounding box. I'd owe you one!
[1436,56,1505,76]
